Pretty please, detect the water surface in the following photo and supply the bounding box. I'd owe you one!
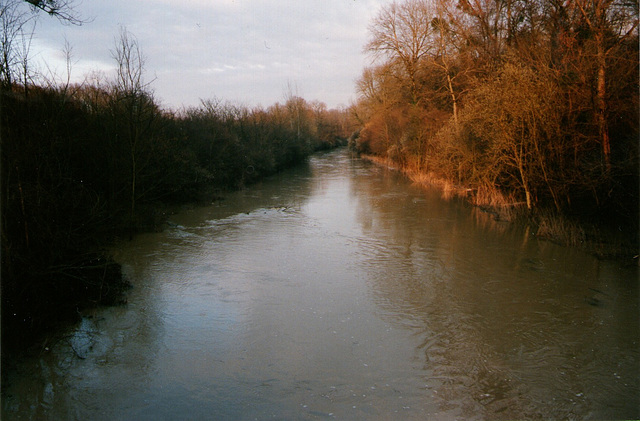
[3,149,638,420]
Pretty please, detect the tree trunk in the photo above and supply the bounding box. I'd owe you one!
[595,30,610,172]
[447,72,459,128]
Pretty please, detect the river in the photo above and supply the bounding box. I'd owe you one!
[2,149,638,420]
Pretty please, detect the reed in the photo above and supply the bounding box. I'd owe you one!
[535,211,586,247]
[401,160,469,200]
[361,154,527,221]
[534,210,638,260]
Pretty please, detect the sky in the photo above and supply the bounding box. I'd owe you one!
[29,0,388,111]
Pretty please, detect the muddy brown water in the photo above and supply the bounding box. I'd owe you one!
[2,149,638,420]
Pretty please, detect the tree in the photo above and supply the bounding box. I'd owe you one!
[429,0,471,126]
[22,0,82,23]
[1,0,35,89]
[1,0,83,90]
[110,27,158,233]
[356,62,405,116]
[451,61,574,210]
[454,0,514,63]
[365,0,435,105]
[567,0,638,172]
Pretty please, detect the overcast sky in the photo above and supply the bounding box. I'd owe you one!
[29,0,388,110]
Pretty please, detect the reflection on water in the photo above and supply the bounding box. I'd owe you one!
[3,149,639,420]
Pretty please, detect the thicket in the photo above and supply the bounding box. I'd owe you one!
[0,21,349,347]
[351,0,638,255]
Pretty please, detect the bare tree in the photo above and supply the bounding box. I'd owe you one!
[567,0,638,172]
[41,37,78,98]
[23,0,82,24]
[356,63,404,112]
[455,0,510,62]
[365,0,434,105]
[110,27,158,232]
[1,0,34,89]
[431,1,463,126]
[112,26,147,98]
[1,0,83,90]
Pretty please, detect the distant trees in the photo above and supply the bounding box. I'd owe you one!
[353,0,638,228]
[181,95,348,189]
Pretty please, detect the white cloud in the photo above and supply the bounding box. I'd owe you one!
[29,0,388,109]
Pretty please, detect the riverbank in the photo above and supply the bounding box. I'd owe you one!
[361,154,639,263]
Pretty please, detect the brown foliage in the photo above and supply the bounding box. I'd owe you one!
[357,107,411,157]
[355,0,638,234]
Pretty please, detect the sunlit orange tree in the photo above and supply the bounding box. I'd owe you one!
[353,0,638,226]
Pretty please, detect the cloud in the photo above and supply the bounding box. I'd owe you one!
[30,0,387,109]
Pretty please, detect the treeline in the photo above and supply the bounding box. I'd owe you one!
[350,0,638,247]
[1,31,349,346]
